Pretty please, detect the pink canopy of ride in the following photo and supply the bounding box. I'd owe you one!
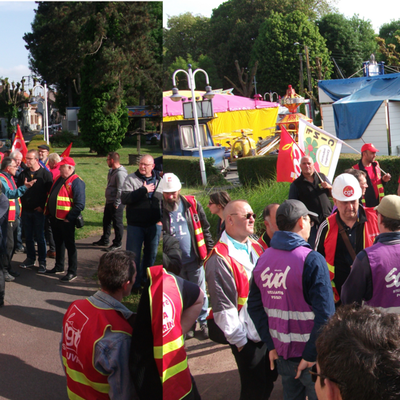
[163,92,279,117]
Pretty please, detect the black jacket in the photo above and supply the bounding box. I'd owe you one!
[289,172,332,225]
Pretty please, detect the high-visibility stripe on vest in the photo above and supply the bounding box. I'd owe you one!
[323,209,377,302]
[258,233,269,251]
[45,174,80,220]
[61,298,132,400]
[0,172,21,221]
[353,162,385,202]
[205,238,264,317]
[183,195,208,260]
[149,265,193,400]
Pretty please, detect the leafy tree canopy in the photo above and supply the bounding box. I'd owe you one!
[250,10,332,97]
[317,13,378,78]
[378,20,400,63]
[208,0,336,90]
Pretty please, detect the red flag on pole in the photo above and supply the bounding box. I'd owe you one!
[276,126,305,182]
[60,142,73,158]
[11,124,28,162]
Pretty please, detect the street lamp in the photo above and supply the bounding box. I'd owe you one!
[170,65,214,186]
[32,81,49,144]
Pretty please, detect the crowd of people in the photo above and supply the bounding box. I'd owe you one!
[57,144,400,400]
[0,145,86,306]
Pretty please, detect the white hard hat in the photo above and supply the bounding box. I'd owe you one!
[162,173,182,192]
[332,173,362,201]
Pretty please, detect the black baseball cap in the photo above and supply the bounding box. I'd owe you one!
[276,199,318,223]
[38,144,50,151]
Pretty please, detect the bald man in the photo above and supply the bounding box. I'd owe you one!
[205,200,277,400]
[121,154,162,292]
[289,155,332,246]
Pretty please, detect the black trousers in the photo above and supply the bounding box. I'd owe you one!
[101,203,125,246]
[6,219,18,271]
[50,217,77,274]
[230,340,278,400]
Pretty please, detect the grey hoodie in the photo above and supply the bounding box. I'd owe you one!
[105,165,128,207]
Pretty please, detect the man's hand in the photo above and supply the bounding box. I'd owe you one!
[34,206,43,212]
[269,349,278,370]
[24,178,36,188]
[143,182,155,193]
[320,181,332,190]
[382,173,391,183]
[295,359,315,379]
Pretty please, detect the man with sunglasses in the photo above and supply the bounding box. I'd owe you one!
[205,200,278,400]
[248,199,335,400]
[314,305,400,400]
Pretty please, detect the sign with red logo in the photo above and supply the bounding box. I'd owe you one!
[343,185,354,197]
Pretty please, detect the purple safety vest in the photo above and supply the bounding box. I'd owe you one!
[365,241,400,313]
[253,245,315,359]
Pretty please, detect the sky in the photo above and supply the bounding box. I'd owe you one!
[0,0,399,86]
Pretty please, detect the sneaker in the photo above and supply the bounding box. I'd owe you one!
[186,323,196,339]
[46,267,64,274]
[4,271,15,282]
[15,246,25,254]
[38,264,47,274]
[105,244,122,252]
[20,259,35,269]
[92,239,109,246]
[60,273,77,282]
[9,269,20,277]
[200,323,209,340]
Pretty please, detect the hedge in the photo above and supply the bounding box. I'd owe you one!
[163,155,227,187]
[237,153,400,195]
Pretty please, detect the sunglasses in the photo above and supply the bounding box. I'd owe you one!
[309,364,338,384]
[230,213,256,220]
[208,201,215,205]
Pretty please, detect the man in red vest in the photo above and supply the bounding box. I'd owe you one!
[352,143,391,207]
[205,200,278,400]
[162,173,214,340]
[0,157,35,281]
[315,173,379,305]
[61,250,137,400]
[45,156,85,281]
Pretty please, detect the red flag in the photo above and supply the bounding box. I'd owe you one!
[276,126,305,182]
[11,125,28,162]
[61,142,73,158]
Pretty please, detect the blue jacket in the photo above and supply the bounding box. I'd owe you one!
[248,231,335,362]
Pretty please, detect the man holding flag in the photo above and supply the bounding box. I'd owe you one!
[289,155,332,247]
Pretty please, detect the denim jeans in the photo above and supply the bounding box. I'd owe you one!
[277,357,317,400]
[180,260,208,324]
[126,224,162,289]
[22,210,46,265]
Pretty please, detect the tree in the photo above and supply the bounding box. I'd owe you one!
[208,0,336,90]
[317,13,378,78]
[24,2,162,154]
[250,11,332,97]
[377,20,400,64]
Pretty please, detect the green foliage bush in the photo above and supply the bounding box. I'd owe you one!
[164,156,227,187]
[50,130,86,148]
[27,137,54,153]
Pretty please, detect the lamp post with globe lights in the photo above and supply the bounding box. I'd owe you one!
[170,64,214,186]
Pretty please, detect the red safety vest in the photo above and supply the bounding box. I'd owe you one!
[323,208,378,302]
[61,298,132,400]
[0,173,21,221]
[45,174,80,220]
[205,238,264,317]
[149,265,193,400]
[183,195,208,260]
[353,162,384,202]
